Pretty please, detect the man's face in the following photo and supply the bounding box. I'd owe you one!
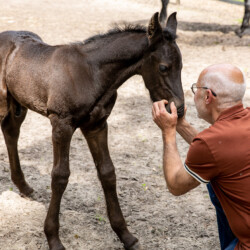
[194,83,208,120]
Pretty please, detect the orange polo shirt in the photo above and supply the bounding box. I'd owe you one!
[185,104,250,250]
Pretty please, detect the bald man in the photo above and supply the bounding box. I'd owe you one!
[152,64,250,250]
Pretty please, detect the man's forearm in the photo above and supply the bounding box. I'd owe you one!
[162,130,185,195]
[176,119,199,145]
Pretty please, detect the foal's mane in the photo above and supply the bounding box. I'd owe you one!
[82,24,176,45]
[83,24,147,45]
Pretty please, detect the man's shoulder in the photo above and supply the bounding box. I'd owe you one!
[194,126,215,142]
[193,124,227,148]
[194,107,250,145]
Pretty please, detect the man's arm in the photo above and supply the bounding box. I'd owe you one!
[177,118,199,145]
[162,128,200,195]
[152,100,200,196]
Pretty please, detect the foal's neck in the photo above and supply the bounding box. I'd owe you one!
[85,31,149,89]
[73,30,149,124]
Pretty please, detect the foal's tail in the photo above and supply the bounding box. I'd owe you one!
[0,36,16,119]
[0,79,7,119]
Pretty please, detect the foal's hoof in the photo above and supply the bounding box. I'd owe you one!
[126,241,142,250]
[49,239,66,250]
[51,245,65,250]
[20,184,34,197]
[235,27,250,38]
[235,28,243,38]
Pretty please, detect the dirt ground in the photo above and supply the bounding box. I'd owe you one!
[0,0,249,249]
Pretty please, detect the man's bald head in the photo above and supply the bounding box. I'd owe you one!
[197,64,246,108]
[199,64,245,85]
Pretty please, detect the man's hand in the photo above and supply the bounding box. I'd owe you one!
[152,100,178,135]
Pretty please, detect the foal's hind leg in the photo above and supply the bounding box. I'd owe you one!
[242,1,250,31]
[160,0,169,25]
[1,101,33,196]
[236,0,250,37]
[82,122,140,250]
[44,114,74,250]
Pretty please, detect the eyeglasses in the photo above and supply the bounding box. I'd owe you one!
[191,83,217,97]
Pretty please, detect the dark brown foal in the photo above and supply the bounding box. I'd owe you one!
[0,13,184,249]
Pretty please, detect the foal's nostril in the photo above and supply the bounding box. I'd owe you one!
[177,104,185,118]
[178,104,184,112]
[165,103,184,117]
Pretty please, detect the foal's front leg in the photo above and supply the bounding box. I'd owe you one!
[82,123,140,250]
[44,115,74,250]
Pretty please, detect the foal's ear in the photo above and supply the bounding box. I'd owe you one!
[147,12,162,44]
[166,12,177,36]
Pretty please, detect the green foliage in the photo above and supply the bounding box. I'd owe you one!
[96,214,106,223]
[142,183,148,191]
[236,18,243,24]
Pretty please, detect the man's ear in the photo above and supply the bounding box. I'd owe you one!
[205,90,213,104]
[147,12,163,45]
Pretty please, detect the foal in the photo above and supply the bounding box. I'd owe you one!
[0,13,184,249]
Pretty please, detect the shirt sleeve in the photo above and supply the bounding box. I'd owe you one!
[184,138,218,183]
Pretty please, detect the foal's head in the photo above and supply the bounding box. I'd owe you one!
[141,12,184,118]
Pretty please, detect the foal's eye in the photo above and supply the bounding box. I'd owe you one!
[159,64,170,73]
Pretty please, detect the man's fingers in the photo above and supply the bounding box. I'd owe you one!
[152,102,159,117]
[152,100,168,115]
[159,100,168,112]
[170,102,177,116]
[152,101,178,130]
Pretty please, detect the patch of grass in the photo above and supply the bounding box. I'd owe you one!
[236,18,243,24]
[96,214,106,223]
[138,134,148,142]
[142,183,148,191]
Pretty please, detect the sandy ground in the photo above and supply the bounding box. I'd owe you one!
[0,0,249,249]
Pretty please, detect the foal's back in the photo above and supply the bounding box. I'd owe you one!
[0,31,94,118]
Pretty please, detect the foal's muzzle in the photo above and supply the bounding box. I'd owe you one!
[165,103,185,118]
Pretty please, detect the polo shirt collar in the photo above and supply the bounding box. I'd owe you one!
[216,104,245,122]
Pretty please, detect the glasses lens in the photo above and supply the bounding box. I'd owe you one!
[191,83,196,94]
